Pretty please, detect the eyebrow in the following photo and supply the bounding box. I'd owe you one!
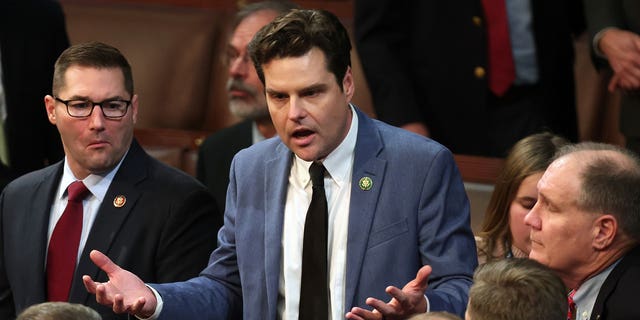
[64,95,128,101]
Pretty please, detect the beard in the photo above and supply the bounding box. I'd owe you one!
[227,78,269,120]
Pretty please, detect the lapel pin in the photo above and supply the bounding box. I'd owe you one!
[113,195,126,208]
[359,177,373,191]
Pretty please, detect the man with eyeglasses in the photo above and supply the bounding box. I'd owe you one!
[0,41,219,320]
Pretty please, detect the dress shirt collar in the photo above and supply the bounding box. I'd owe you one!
[59,148,129,202]
[573,258,620,320]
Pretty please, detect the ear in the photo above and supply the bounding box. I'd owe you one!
[342,66,355,102]
[131,94,139,125]
[592,214,617,250]
[44,95,57,125]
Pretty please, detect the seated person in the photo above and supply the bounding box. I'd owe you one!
[476,132,568,263]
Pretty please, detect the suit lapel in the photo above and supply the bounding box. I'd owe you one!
[69,141,147,304]
[21,164,63,303]
[264,142,292,319]
[344,109,386,310]
[589,245,640,320]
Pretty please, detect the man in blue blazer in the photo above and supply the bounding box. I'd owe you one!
[84,9,477,319]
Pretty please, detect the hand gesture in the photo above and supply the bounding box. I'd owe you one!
[345,265,431,320]
[599,29,640,92]
[82,250,157,318]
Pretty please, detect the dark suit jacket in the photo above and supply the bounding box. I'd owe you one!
[153,107,477,319]
[0,0,68,188]
[584,0,640,138]
[355,0,584,156]
[197,119,252,215]
[0,140,219,319]
[590,245,640,320]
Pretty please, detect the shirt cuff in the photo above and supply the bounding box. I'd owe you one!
[593,27,619,58]
[424,294,430,313]
[135,285,164,320]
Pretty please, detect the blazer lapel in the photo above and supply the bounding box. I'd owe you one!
[69,141,147,304]
[344,109,386,311]
[20,164,63,304]
[264,142,292,319]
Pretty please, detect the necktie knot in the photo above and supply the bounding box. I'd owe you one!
[309,162,326,188]
[67,181,89,202]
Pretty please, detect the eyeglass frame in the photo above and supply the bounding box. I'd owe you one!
[54,96,132,119]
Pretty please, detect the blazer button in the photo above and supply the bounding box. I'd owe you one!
[474,66,486,79]
[472,16,482,26]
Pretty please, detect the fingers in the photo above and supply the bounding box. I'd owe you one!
[90,250,121,274]
[346,306,382,320]
[414,265,432,289]
[345,308,367,320]
[366,297,394,315]
[82,275,98,294]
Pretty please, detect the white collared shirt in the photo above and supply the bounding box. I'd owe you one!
[46,151,127,264]
[573,259,620,320]
[278,105,358,320]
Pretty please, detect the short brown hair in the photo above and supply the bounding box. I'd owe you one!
[52,41,133,96]
[468,258,567,320]
[555,142,640,240]
[248,9,352,89]
[17,302,101,320]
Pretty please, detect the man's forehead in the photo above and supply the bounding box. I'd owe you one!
[539,155,582,195]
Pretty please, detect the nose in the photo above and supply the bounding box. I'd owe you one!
[287,96,306,121]
[88,105,106,129]
[524,202,541,230]
[229,54,250,78]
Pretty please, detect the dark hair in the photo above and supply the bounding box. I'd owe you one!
[556,142,640,240]
[469,258,567,320]
[53,41,133,96]
[248,9,352,88]
[478,132,569,262]
[234,0,299,30]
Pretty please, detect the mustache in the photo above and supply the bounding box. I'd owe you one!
[227,79,259,96]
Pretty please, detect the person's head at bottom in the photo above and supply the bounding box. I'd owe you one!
[17,302,101,320]
[465,258,567,320]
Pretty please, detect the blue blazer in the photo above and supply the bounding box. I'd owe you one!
[153,108,477,319]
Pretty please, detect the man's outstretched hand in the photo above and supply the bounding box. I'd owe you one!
[82,250,157,318]
[345,265,431,320]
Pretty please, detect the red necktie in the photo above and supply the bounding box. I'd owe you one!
[481,0,516,96]
[47,180,90,301]
[299,162,328,320]
[567,289,577,320]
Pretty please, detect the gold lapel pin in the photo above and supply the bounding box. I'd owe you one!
[359,177,373,191]
[113,195,126,208]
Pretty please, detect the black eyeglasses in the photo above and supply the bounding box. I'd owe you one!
[54,97,131,119]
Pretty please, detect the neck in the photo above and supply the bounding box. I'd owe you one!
[564,239,636,289]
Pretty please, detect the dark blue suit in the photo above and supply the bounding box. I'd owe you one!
[153,108,477,319]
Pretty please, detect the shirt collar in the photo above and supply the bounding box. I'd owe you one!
[59,148,129,202]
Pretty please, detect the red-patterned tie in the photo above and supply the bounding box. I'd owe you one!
[567,289,577,320]
[47,181,90,301]
[481,0,516,96]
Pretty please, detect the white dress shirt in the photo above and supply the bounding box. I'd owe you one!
[46,152,127,264]
[277,105,358,320]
